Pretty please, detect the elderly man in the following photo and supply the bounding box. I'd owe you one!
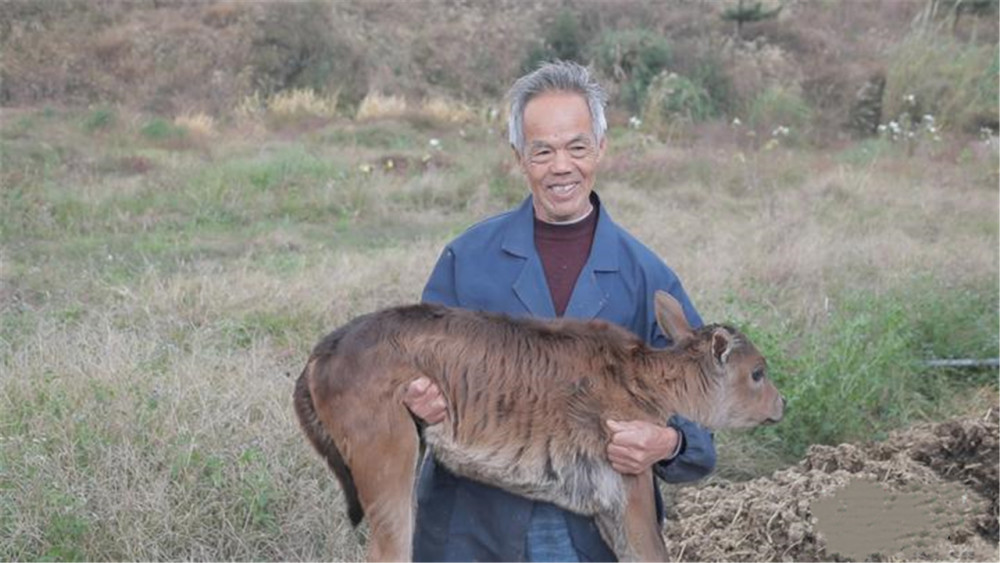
[404,60,716,562]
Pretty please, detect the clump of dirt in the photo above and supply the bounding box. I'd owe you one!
[664,407,999,562]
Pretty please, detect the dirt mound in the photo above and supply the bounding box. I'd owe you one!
[664,407,999,561]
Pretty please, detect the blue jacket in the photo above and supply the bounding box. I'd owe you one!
[415,194,716,562]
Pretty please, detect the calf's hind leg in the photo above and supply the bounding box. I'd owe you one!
[594,471,668,562]
[326,397,420,562]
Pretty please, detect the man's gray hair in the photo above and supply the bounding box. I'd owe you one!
[507,60,608,156]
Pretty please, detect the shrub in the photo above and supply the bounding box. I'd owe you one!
[746,86,812,141]
[520,9,586,73]
[884,30,999,133]
[641,71,716,131]
[591,29,672,111]
[248,1,366,106]
[689,54,735,117]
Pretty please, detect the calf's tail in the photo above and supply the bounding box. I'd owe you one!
[293,365,364,526]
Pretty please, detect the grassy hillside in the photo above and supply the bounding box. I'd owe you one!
[2,0,997,136]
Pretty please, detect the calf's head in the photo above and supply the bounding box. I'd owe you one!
[654,291,785,430]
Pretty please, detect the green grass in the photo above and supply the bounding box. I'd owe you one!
[723,278,999,461]
[1,106,996,559]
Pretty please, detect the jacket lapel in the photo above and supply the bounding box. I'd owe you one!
[502,197,556,317]
[564,199,619,320]
[512,256,556,317]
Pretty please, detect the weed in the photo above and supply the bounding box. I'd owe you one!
[81,106,116,133]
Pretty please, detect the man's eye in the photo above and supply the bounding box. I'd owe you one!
[531,150,553,163]
[569,145,589,156]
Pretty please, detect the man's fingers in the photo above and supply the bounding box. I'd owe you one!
[406,376,431,397]
[607,443,639,462]
[403,377,448,426]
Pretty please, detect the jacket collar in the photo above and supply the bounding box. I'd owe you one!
[502,193,619,318]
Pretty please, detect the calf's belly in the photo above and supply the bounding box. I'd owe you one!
[424,426,622,516]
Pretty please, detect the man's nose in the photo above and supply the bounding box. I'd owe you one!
[550,149,573,173]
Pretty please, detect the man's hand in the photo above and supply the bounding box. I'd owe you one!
[403,377,447,425]
[605,419,680,475]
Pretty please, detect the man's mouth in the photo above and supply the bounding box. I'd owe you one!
[548,182,578,196]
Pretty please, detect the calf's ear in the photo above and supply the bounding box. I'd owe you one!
[711,328,733,366]
[655,290,694,344]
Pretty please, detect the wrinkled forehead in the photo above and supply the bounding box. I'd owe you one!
[523,91,594,130]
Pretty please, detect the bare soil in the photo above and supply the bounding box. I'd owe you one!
[664,407,1000,562]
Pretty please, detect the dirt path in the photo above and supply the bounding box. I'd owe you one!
[664,407,999,561]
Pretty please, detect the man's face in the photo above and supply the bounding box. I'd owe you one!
[517,91,606,224]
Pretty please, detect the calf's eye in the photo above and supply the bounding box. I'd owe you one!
[751,368,765,382]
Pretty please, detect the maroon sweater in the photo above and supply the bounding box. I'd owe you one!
[533,208,598,317]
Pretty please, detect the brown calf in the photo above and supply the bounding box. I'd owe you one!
[294,291,784,561]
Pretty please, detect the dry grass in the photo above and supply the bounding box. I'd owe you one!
[174,112,217,140]
[419,96,478,124]
[267,89,340,119]
[355,91,408,122]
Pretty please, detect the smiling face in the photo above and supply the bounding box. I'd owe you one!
[517,91,606,223]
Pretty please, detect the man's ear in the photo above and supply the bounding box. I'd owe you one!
[511,145,525,168]
[654,290,693,344]
[596,135,607,162]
